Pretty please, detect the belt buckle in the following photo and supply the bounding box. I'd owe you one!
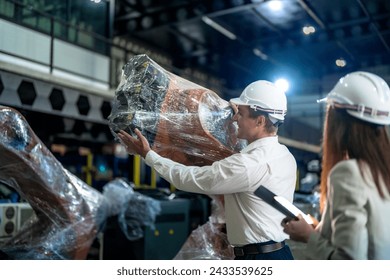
[234,247,245,257]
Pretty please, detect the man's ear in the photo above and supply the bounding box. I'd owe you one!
[229,102,238,115]
[256,115,265,126]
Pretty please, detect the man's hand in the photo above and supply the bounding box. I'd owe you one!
[117,128,151,158]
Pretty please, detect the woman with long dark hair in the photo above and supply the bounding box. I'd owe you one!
[282,71,390,259]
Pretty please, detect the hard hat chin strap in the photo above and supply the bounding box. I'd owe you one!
[248,105,286,127]
[273,120,284,127]
[249,105,287,116]
[269,115,284,127]
[332,102,390,117]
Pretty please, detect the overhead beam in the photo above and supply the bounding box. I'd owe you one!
[279,136,321,154]
[115,0,264,31]
[297,0,355,62]
[356,0,390,52]
[297,0,326,29]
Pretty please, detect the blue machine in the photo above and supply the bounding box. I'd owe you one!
[144,198,190,259]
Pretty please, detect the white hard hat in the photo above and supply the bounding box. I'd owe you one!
[319,71,390,125]
[230,80,287,121]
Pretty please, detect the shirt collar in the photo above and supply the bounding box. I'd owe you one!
[241,136,279,153]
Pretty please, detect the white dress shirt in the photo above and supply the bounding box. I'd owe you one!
[145,136,297,245]
[306,159,390,259]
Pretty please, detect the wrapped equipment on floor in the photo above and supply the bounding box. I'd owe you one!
[0,106,105,259]
[0,106,161,260]
[174,195,234,260]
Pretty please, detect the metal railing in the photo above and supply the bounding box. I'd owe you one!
[0,0,226,92]
[0,0,137,89]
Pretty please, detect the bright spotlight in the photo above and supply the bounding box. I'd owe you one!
[303,25,316,35]
[268,0,283,11]
[275,78,290,93]
[335,58,347,67]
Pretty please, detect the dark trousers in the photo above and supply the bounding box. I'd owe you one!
[234,240,294,260]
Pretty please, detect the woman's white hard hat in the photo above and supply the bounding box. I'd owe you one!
[318,71,390,125]
[230,80,287,121]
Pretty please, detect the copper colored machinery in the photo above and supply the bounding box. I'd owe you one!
[108,54,243,166]
[0,106,104,259]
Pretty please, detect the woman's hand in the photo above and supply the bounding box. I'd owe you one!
[281,214,316,243]
[117,128,151,158]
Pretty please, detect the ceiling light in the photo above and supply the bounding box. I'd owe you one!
[303,25,316,35]
[201,16,237,40]
[253,48,268,60]
[335,58,346,67]
[275,78,290,93]
[268,0,283,11]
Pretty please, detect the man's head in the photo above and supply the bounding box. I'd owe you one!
[229,81,287,142]
[230,80,287,127]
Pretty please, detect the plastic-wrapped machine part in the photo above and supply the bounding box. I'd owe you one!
[173,222,234,260]
[108,54,244,166]
[102,178,161,241]
[174,195,234,260]
[102,177,135,217]
[0,106,107,260]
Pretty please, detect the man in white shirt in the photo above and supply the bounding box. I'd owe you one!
[118,80,297,260]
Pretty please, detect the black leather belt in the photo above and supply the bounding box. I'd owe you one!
[233,241,285,257]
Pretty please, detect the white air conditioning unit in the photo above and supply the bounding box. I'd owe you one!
[0,203,35,242]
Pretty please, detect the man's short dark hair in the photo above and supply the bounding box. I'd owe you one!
[248,108,278,133]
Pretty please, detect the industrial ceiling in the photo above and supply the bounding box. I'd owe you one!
[113,0,390,99]
[110,0,390,149]
[3,0,389,153]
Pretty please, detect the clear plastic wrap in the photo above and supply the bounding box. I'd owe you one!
[0,106,105,259]
[0,106,161,259]
[174,195,234,260]
[108,54,244,166]
[102,178,161,241]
